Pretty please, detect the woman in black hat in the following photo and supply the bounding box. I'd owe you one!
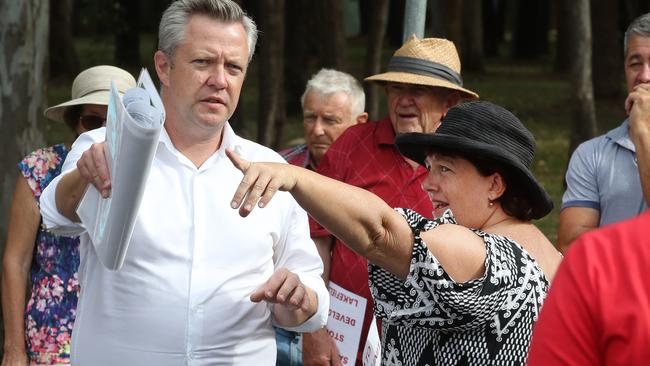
[227,100,562,365]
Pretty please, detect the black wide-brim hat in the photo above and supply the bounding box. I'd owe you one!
[395,100,554,219]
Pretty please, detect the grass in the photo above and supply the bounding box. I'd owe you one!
[46,35,628,244]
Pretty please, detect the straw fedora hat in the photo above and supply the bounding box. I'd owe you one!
[395,101,553,219]
[365,35,478,99]
[44,65,137,123]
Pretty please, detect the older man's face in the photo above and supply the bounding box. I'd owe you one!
[385,83,456,134]
[625,34,650,93]
[303,90,364,165]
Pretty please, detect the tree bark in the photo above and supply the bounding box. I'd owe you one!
[446,0,464,50]
[482,0,505,57]
[567,0,598,157]
[114,0,141,68]
[428,0,447,38]
[257,0,285,149]
[554,0,572,74]
[0,0,49,347]
[463,0,484,71]
[317,0,347,70]
[49,0,79,78]
[591,0,622,98]
[364,0,389,121]
[284,0,315,116]
[513,0,550,59]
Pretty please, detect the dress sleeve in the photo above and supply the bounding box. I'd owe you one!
[17,145,66,203]
[369,208,524,332]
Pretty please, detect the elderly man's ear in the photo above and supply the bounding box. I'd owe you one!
[356,112,369,125]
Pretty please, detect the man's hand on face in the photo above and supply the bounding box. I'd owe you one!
[250,267,313,313]
[626,84,650,143]
[76,141,112,198]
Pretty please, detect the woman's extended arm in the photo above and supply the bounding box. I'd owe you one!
[1,175,39,366]
[227,149,415,279]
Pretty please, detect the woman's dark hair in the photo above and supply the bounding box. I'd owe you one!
[62,105,83,133]
[465,155,535,221]
[430,150,536,221]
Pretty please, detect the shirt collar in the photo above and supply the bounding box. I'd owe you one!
[606,119,635,152]
[376,117,397,146]
[159,121,244,168]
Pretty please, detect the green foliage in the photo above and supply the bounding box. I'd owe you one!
[464,63,625,243]
[46,35,627,244]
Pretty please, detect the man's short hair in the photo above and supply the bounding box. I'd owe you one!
[300,69,366,118]
[158,0,258,64]
[624,13,650,56]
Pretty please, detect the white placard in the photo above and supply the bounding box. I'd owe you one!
[362,318,381,366]
[326,281,367,365]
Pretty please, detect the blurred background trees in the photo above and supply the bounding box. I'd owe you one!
[2,0,650,349]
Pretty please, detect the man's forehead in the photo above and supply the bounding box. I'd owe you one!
[626,35,650,58]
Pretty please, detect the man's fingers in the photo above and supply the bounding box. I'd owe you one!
[226,148,249,173]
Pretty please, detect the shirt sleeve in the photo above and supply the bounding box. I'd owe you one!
[40,128,106,236]
[526,239,600,365]
[273,194,329,332]
[562,139,601,211]
[369,208,523,332]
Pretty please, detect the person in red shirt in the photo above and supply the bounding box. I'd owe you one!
[303,35,478,366]
[527,40,650,365]
[280,69,368,171]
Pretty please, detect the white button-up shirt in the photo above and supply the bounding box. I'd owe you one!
[40,123,328,366]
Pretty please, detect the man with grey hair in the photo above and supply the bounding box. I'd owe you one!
[276,69,366,366]
[281,68,368,170]
[38,0,328,365]
[558,13,650,252]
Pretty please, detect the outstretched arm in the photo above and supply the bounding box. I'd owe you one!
[227,149,414,279]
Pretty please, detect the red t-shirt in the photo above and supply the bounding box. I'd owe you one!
[311,117,433,365]
[527,210,650,365]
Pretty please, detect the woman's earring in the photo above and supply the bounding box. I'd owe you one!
[488,199,494,207]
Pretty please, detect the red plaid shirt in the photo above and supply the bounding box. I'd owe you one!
[310,117,433,365]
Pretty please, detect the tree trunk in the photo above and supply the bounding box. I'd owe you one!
[554,0,572,74]
[49,0,79,78]
[284,0,315,116]
[114,0,141,68]
[257,0,285,149]
[364,0,389,121]
[567,0,598,157]
[592,0,622,98]
[446,0,464,49]
[513,0,550,59]
[0,0,48,243]
[317,0,347,70]
[0,0,49,348]
[428,0,447,37]
[463,0,484,71]
[483,0,505,57]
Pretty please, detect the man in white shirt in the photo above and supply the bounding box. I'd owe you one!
[39,1,328,365]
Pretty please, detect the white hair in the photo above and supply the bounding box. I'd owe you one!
[300,68,366,117]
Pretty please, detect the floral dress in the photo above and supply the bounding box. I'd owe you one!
[369,209,549,366]
[18,144,80,365]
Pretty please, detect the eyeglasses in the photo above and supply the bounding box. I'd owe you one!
[79,115,106,131]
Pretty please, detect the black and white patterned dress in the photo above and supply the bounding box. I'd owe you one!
[369,209,549,366]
